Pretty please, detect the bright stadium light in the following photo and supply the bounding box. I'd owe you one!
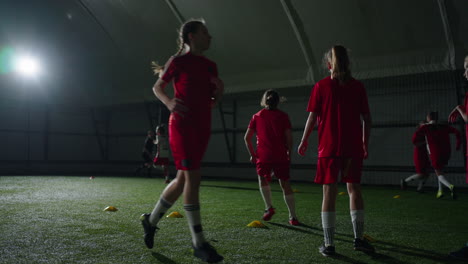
[14,55,40,77]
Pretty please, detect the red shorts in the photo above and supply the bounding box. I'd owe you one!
[169,113,211,171]
[414,150,430,174]
[429,153,449,171]
[466,156,468,184]
[153,157,169,166]
[315,157,363,184]
[256,162,290,182]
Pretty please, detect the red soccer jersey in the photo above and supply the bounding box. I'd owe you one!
[162,52,218,120]
[248,109,292,163]
[411,131,430,173]
[413,123,461,160]
[306,76,370,158]
[161,52,218,170]
[464,92,468,156]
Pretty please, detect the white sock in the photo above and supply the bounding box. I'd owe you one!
[184,204,206,248]
[438,175,452,189]
[149,197,173,226]
[405,174,422,182]
[283,194,296,219]
[260,185,273,210]
[321,211,336,246]
[417,180,425,191]
[350,210,365,239]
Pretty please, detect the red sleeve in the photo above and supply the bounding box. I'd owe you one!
[464,92,468,113]
[285,114,292,130]
[412,127,425,146]
[449,126,462,148]
[161,57,178,83]
[360,84,370,115]
[306,83,320,113]
[248,115,256,131]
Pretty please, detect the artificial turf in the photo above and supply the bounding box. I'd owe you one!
[0,176,467,264]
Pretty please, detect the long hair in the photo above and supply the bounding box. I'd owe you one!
[324,45,351,83]
[151,19,205,76]
[260,89,280,110]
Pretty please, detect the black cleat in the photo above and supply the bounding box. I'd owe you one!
[449,246,468,260]
[193,242,224,263]
[354,238,375,253]
[140,213,158,249]
[319,244,336,256]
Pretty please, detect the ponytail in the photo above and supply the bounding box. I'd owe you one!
[324,45,351,83]
[260,89,281,110]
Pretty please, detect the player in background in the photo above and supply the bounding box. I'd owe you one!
[244,89,299,226]
[401,121,430,192]
[414,112,461,199]
[153,124,171,184]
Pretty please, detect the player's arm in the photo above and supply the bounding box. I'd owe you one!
[362,113,372,159]
[449,126,462,150]
[153,59,188,116]
[285,128,292,160]
[449,105,467,123]
[211,77,224,107]
[298,112,317,156]
[412,127,426,147]
[244,128,257,164]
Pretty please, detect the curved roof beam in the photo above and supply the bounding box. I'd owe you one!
[164,0,185,25]
[437,0,456,70]
[280,0,318,84]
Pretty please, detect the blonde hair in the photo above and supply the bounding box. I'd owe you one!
[324,45,351,83]
[151,19,206,76]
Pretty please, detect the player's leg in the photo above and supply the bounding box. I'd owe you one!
[141,169,185,248]
[435,169,456,199]
[257,163,275,221]
[275,163,298,225]
[183,169,223,262]
[345,158,375,253]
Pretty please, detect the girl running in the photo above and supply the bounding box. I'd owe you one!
[244,89,299,226]
[140,19,224,263]
[415,112,461,199]
[298,45,374,256]
[401,121,430,192]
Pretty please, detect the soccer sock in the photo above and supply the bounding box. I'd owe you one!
[438,175,452,189]
[321,211,336,246]
[438,178,443,191]
[405,174,421,182]
[417,180,425,191]
[350,210,365,239]
[149,197,173,226]
[184,204,206,248]
[283,194,297,219]
[260,185,273,210]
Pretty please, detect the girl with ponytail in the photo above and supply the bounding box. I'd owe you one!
[141,19,224,263]
[244,89,300,226]
[298,45,374,256]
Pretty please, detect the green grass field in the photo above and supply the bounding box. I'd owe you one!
[1,176,467,264]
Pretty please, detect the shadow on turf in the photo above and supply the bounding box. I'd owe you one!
[269,223,459,263]
[151,252,178,264]
[200,184,282,192]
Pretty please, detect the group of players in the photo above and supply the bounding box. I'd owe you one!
[137,19,468,262]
